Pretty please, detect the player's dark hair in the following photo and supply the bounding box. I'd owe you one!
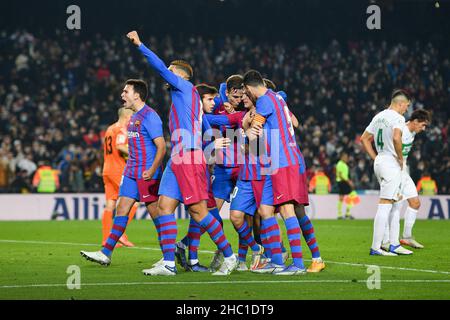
[263,78,276,90]
[226,75,244,92]
[410,109,431,123]
[170,60,193,79]
[195,83,218,98]
[125,79,148,101]
[391,88,411,102]
[243,70,265,87]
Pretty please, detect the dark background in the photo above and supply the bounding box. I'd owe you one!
[0,0,449,43]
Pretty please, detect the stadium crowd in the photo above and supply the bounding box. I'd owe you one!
[0,30,448,194]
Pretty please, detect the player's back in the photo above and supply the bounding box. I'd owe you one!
[103,122,128,176]
[366,109,406,159]
[256,90,302,172]
[168,84,203,155]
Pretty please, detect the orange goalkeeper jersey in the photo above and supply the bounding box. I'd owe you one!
[102,122,128,176]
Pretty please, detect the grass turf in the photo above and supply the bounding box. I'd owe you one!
[0,219,449,300]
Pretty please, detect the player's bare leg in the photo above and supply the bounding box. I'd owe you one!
[337,195,344,219]
[400,197,424,248]
[214,198,226,212]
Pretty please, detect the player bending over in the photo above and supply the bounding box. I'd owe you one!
[380,109,431,251]
[360,89,412,256]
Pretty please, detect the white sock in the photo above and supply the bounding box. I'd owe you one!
[189,259,199,266]
[164,260,175,268]
[371,203,392,250]
[403,207,418,239]
[388,202,401,246]
[382,221,390,245]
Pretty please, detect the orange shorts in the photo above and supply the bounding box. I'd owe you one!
[103,175,122,201]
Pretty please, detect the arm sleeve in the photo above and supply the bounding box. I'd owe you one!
[205,114,231,127]
[393,116,406,130]
[144,113,164,140]
[219,82,228,103]
[277,90,288,102]
[138,43,183,90]
[256,95,273,118]
[365,119,376,135]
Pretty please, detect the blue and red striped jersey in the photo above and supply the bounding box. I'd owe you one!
[123,105,164,180]
[138,44,202,157]
[256,89,303,173]
[205,111,245,168]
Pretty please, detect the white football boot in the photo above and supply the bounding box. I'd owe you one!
[80,250,111,266]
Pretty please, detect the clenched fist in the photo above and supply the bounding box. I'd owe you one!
[127,31,142,46]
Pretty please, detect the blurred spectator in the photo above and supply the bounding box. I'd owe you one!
[0,30,448,193]
[9,169,31,193]
[32,161,59,193]
[416,172,438,196]
[308,167,331,195]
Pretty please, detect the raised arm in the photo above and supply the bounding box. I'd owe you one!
[127,31,181,89]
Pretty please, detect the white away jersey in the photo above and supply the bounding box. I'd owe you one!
[365,109,406,158]
[401,125,416,172]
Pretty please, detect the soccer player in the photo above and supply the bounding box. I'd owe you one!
[208,76,255,271]
[360,89,412,256]
[174,84,230,272]
[262,78,325,272]
[207,91,265,271]
[127,31,237,276]
[101,107,137,248]
[244,70,307,275]
[336,152,355,219]
[381,109,431,250]
[80,79,166,265]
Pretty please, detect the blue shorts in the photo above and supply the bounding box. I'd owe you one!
[212,166,239,202]
[118,175,160,203]
[158,160,183,203]
[230,177,273,216]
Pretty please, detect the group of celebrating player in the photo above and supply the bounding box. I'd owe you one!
[81,30,431,276]
[80,30,325,276]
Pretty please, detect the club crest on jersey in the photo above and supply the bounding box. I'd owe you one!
[135,120,141,127]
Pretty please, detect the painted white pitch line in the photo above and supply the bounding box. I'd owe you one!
[2,280,450,289]
[1,239,450,276]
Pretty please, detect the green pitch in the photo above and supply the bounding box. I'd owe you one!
[0,219,449,300]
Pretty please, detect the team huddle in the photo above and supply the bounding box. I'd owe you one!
[80,31,430,276]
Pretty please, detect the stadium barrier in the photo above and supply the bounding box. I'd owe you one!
[0,194,449,221]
